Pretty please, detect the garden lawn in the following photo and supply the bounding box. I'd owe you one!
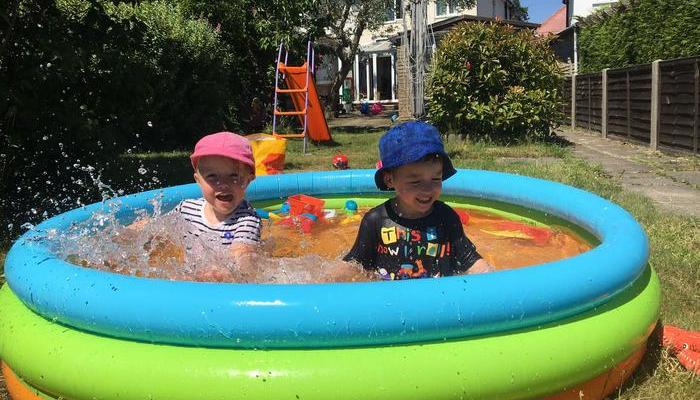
[0,127,697,399]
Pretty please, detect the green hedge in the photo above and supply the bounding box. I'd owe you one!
[427,22,562,142]
[0,0,277,243]
[578,0,700,73]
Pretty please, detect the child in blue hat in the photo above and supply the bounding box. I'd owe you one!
[343,121,494,279]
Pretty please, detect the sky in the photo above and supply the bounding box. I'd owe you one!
[521,0,565,23]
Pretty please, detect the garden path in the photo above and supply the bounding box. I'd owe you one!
[557,128,700,218]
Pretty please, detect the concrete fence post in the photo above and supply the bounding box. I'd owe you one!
[602,68,608,138]
[650,60,661,151]
[571,74,576,130]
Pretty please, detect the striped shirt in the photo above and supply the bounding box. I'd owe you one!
[174,198,261,246]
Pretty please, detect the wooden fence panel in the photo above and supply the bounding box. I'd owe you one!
[627,65,652,143]
[561,56,699,154]
[606,69,631,139]
[603,65,651,144]
[659,57,700,153]
[562,76,572,124]
[575,72,602,131]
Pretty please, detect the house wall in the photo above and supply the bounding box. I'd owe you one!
[569,0,618,24]
[359,1,480,47]
[476,0,508,19]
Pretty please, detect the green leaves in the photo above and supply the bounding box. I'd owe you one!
[427,22,562,142]
[578,0,700,72]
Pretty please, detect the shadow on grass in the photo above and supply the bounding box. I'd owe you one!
[619,322,665,391]
[546,133,575,148]
[310,140,343,148]
[330,125,387,134]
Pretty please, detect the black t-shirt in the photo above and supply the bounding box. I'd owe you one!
[343,200,482,280]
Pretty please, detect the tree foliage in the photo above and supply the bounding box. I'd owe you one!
[317,0,477,112]
[427,21,562,142]
[577,0,700,72]
[0,0,308,241]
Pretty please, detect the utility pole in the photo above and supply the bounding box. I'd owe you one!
[403,0,430,118]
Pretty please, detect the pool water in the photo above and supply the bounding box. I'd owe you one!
[57,200,592,284]
[263,207,591,271]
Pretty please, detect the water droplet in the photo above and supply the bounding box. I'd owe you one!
[138,167,147,175]
[147,121,153,127]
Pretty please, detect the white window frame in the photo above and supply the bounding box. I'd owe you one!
[435,0,460,17]
[384,0,403,22]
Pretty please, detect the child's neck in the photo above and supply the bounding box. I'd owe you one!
[202,202,235,225]
[392,198,433,219]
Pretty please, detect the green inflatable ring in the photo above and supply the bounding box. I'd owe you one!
[0,267,659,400]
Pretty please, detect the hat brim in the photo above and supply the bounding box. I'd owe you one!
[190,152,256,175]
[374,156,457,191]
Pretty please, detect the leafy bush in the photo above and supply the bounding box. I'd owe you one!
[427,22,562,142]
[0,0,235,242]
[0,0,317,243]
[578,0,700,72]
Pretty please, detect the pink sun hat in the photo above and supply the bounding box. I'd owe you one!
[190,132,255,173]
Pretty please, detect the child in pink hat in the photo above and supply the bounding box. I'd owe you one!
[173,131,261,281]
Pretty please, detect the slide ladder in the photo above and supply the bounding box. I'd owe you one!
[272,41,332,152]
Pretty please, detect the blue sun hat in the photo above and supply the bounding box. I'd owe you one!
[374,121,457,190]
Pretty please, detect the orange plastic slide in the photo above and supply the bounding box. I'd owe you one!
[278,62,332,142]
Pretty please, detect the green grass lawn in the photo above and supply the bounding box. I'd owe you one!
[0,126,698,398]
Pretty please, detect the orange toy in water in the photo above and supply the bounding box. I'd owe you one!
[493,221,552,245]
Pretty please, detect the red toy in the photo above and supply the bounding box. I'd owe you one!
[332,152,349,170]
[278,194,326,234]
[454,208,470,225]
[661,324,700,375]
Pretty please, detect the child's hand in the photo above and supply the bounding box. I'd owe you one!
[319,261,372,283]
[230,243,259,282]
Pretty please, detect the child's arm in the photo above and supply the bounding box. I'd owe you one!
[193,243,257,283]
[318,260,373,283]
[467,258,496,274]
[230,242,259,282]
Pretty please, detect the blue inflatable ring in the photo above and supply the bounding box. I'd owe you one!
[5,170,648,348]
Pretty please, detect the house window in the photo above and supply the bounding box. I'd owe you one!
[385,0,403,21]
[436,0,459,16]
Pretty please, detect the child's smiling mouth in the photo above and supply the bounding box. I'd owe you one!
[215,193,234,202]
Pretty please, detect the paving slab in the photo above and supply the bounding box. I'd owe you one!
[557,128,700,218]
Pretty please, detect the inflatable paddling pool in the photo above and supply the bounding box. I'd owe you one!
[0,170,660,399]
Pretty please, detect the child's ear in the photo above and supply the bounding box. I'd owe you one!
[383,171,394,189]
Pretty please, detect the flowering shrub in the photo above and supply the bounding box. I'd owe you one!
[428,22,562,142]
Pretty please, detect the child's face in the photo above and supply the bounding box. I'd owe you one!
[384,159,443,218]
[194,155,253,219]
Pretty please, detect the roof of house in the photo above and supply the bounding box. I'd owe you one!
[390,14,540,45]
[536,6,567,36]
